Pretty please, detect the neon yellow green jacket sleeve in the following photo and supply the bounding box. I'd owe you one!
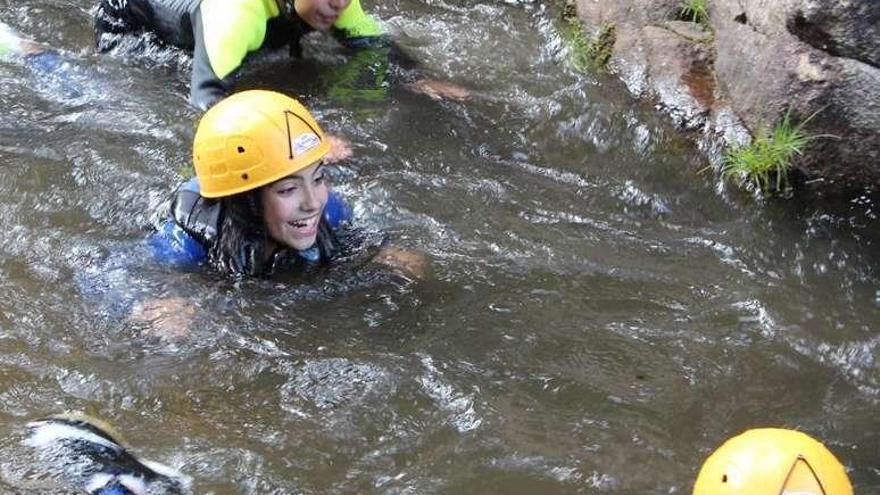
[199,0,280,79]
[333,0,383,38]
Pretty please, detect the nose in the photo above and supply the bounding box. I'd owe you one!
[300,184,320,212]
[328,0,348,11]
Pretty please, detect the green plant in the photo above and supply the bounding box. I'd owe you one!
[559,18,616,72]
[679,0,709,24]
[721,109,821,193]
[560,0,578,22]
[588,23,616,68]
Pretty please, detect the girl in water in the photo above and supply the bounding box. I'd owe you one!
[152,89,359,276]
[129,89,424,333]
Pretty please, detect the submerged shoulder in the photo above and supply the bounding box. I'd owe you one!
[324,190,353,230]
[171,178,221,243]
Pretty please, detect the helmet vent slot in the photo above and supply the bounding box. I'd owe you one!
[241,173,249,180]
[722,475,727,483]
[238,146,246,153]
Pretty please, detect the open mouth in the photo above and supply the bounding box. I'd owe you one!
[317,13,337,26]
[288,215,319,238]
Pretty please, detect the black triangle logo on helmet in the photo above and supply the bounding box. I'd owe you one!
[284,109,322,159]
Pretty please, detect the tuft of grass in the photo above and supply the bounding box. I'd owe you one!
[721,109,822,193]
[588,23,616,68]
[559,17,616,72]
[679,0,709,24]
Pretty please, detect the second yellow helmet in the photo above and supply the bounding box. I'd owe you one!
[193,90,331,198]
[693,428,852,495]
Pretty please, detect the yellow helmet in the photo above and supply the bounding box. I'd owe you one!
[192,90,331,198]
[693,428,853,495]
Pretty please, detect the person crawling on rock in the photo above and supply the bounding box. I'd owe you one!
[94,0,470,110]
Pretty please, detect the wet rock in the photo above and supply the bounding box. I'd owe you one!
[662,21,713,43]
[575,0,718,131]
[712,0,880,186]
[788,0,880,68]
[616,24,714,130]
[574,0,880,188]
[704,105,752,151]
[575,0,681,29]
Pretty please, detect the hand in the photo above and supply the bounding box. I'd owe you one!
[0,24,43,56]
[406,79,470,101]
[130,297,196,340]
[375,246,427,280]
[19,40,46,56]
[325,134,353,163]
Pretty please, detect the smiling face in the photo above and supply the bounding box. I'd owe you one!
[260,161,329,252]
[294,0,352,30]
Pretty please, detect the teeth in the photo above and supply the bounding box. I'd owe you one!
[292,217,315,228]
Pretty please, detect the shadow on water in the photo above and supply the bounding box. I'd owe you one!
[0,0,878,493]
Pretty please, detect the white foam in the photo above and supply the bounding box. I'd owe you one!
[24,421,122,453]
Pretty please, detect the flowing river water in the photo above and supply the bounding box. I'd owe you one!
[0,0,878,493]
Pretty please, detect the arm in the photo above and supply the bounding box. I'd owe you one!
[0,22,45,58]
[78,223,206,340]
[332,0,389,48]
[1,22,72,84]
[189,8,231,110]
[74,181,211,338]
[73,228,203,328]
[324,0,418,103]
[123,221,206,340]
[0,22,18,57]
[189,0,272,110]
[332,0,418,70]
[147,219,208,267]
[148,178,215,267]
[321,190,427,279]
[374,246,426,280]
[328,0,468,102]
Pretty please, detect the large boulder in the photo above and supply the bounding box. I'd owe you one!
[612,21,715,129]
[575,0,681,27]
[789,0,880,68]
[574,0,880,188]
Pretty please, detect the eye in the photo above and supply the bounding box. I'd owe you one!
[314,173,326,184]
[277,185,297,195]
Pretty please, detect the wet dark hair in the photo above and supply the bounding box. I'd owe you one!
[205,168,344,276]
[210,190,268,276]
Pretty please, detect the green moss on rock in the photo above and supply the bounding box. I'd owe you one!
[558,3,617,72]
